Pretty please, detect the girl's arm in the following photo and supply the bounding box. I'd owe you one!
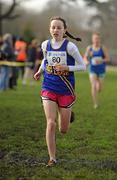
[37,58,45,73]
[83,46,91,66]
[34,58,45,80]
[55,42,86,72]
[102,46,110,63]
[67,42,86,71]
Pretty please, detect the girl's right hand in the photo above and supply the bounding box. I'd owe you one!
[34,71,41,80]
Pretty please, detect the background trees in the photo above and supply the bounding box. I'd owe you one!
[0,0,117,55]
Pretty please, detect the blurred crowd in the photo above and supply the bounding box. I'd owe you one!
[0,33,43,92]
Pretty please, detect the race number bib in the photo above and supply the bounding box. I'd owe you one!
[92,56,104,65]
[47,51,67,66]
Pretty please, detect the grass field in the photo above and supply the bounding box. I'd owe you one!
[0,69,117,180]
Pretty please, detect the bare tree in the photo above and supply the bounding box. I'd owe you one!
[63,0,117,25]
[69,0,117,28]
[0,0,28,35]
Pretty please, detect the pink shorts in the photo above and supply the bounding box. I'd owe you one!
[41,90,76,108]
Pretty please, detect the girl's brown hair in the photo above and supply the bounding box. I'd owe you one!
[50,16,81,42]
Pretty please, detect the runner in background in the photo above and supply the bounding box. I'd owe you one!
[84,32,110,108]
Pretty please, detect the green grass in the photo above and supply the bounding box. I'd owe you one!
[0,70,117,180]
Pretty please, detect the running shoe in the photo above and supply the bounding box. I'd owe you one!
[46,159,57,167]
[94,104,98,109]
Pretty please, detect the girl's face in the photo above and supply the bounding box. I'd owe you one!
[92,34,101,46]
[50,20,66,42]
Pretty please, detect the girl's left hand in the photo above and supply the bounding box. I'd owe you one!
[55,65,69,72]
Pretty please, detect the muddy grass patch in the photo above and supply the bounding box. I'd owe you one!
[1,151,117,171]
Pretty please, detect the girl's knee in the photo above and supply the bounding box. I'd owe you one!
[59,127,68,134]
[58,111,70,134]
[47,120,56,131]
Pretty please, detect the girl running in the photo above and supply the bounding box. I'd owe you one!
[84,32,110,108]
[34,16,86,166]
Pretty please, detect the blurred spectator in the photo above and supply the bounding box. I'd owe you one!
[0,36,3,47]
[15,36,27,78]
[0,36,4,59]
[9,35,18,89]
[22,39,38,85]
[0,33,14,91]
[34,44,43,73]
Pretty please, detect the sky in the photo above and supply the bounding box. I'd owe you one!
[21,0,50,12]
[1,0,50,12]
[22,0,108,11]
[1,0,109,12]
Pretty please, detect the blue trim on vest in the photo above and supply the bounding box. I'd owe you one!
[47,39,69,52]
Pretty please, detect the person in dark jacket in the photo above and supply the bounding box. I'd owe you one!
[22,39,38,85]
[0,33,14,91]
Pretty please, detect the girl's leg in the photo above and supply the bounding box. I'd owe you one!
[96,77,104,93]
[89,74,98,108]
[58,107,71,134]
[42,100,57,161]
